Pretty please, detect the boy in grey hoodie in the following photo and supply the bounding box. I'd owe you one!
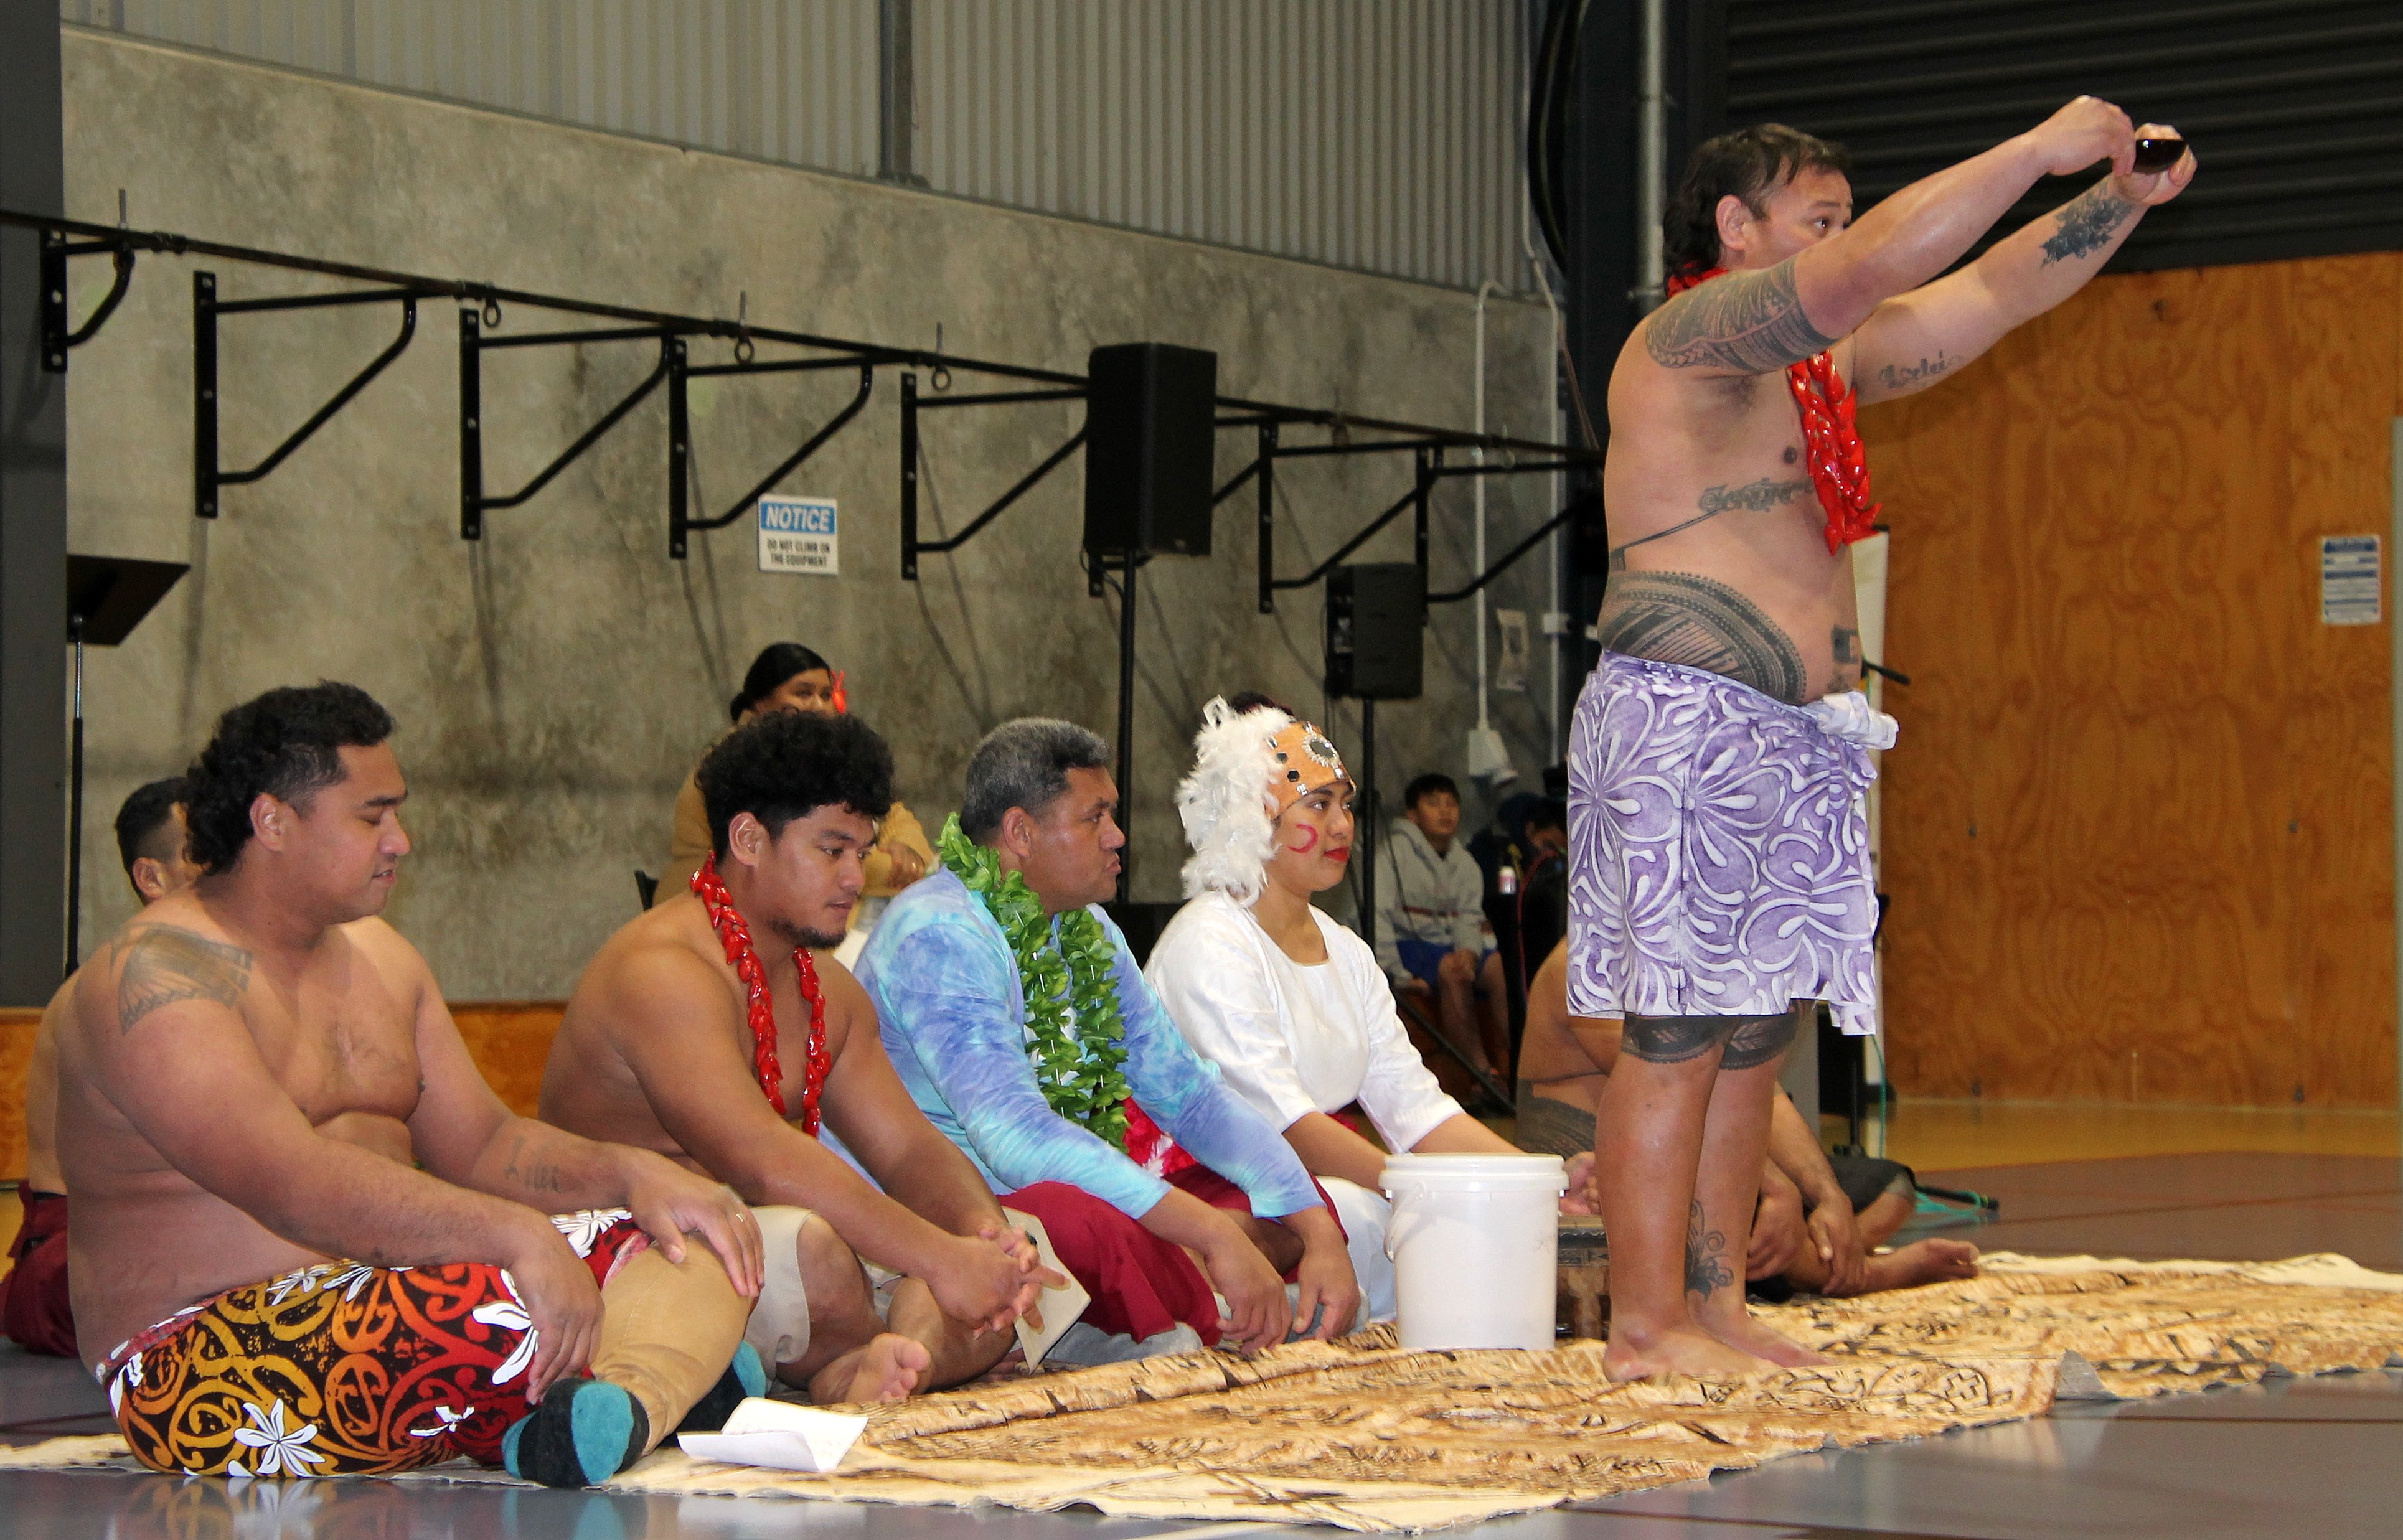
[1374,774,1508,1084]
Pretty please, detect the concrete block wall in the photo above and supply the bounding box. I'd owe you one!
[59,30,1561,998]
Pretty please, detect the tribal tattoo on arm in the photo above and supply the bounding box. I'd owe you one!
[2038,183,2139,266]
[115,925,255,1033]
[1594,573,1809,704]
[1644,258,1836,373]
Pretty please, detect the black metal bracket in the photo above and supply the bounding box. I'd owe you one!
[459,309,675,540]
[1259,445,1441,613]
[898,369,1089,580]
[1427,492,1594,605]
[194,271,424,519]
[40,231,136,372]
[666,354,879,559]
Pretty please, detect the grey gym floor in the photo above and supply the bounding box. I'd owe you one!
[5,1152,2397,1539]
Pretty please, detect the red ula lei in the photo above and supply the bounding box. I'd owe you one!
[692,855,832,1134]
[1667,266,1881,553]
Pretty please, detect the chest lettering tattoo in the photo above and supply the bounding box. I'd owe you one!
[1594,571,1808,704]
[1607,478,1814,571]
[116,926,255,1033]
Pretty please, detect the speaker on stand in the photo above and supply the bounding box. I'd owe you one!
[1083,342,1217,905]
[1323,561,1425,957]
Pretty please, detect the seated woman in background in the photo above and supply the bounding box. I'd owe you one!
[1147,695,1594,1324]
[668,643,934,945]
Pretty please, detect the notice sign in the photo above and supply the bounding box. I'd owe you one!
[758,496,839,576]
[2320,534,2380,626]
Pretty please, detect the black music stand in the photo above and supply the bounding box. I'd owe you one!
[65,555,189,977]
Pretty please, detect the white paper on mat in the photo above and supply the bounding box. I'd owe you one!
[677,1398,868,1472]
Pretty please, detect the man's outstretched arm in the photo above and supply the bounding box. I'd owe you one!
[1850,126,2194,403]
[1644,96,2151,378]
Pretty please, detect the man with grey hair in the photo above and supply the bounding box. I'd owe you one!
[857,719,1360,1355]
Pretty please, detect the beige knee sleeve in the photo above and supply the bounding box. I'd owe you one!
[592,1241,750,1450]
[743,1205,817,1371]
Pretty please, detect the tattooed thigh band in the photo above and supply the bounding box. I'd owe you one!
[1620,1014,1738,1064]
[1620,1012,1794,1068]
[1718,1010,1800,1071]
[101,1212,641,1477]
[1566,652,1881,1039]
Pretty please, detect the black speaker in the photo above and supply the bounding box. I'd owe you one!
[1083,342,1218,559]
[1325,563,1425,700]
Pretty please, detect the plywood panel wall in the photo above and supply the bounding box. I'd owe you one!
[1863,253,2401,1109]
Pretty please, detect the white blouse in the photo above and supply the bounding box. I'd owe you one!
[1146,890,1460,1155]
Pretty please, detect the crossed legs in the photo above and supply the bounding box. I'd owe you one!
[759,1212,1012,1405]
[1594,1004,1827,1381]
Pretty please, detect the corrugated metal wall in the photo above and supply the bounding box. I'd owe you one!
[1723,0,2403,275]
[62,0,1533,293]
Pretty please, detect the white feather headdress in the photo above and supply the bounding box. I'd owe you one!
[1176,697,1348,903]
[1176,697,1291,904]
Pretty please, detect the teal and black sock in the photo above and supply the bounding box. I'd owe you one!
[676,1342,768,1433]
[502,1378,651,1488]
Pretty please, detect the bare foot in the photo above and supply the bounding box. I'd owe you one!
[1602,1324,1775,1383]
[1858,1239,1981,1292]
[809,1332,933,1404]
[1700,1310,1830,1368]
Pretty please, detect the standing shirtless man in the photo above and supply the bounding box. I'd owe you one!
[1577,101,2193,1379]
[59,683,764,1483]
[544,708,1061,1404]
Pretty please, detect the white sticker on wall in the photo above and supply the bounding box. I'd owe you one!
[758,496,839,576]
[2320,534,2380,626]
[1493,609,1530,692]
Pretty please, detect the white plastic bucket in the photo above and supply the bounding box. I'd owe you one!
[1379,1153,1565,1350]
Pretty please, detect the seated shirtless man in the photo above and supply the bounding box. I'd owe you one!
[58,683,764,1485]
[1518,941,1977,1296]
[3,779,200,1359]
[544,709,1064,1404]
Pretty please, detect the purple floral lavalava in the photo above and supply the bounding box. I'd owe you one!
[1567,653,1881,1036]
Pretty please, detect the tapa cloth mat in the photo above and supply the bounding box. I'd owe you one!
[9,1253,2403,1531]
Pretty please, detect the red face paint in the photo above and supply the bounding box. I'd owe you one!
[1286,825,1320,855]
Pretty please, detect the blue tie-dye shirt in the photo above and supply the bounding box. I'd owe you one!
[855,868,1321,1220]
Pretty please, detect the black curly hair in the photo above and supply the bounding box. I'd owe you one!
[113,777,187,879]
[1663,124,1852,283]
[696,708,893,858]
[184,683,396,874]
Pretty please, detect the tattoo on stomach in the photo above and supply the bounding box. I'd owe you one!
[1595,572,1808,704]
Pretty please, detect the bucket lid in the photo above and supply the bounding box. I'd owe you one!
[1380,1152,1565,1192]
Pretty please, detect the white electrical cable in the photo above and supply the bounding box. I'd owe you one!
[1472,279,1497,734]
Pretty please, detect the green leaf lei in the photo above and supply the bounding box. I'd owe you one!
[935,814,1132,1151]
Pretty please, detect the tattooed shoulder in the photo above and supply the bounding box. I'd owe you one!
[116,924,255,1033]
[1644,258,1836,374]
